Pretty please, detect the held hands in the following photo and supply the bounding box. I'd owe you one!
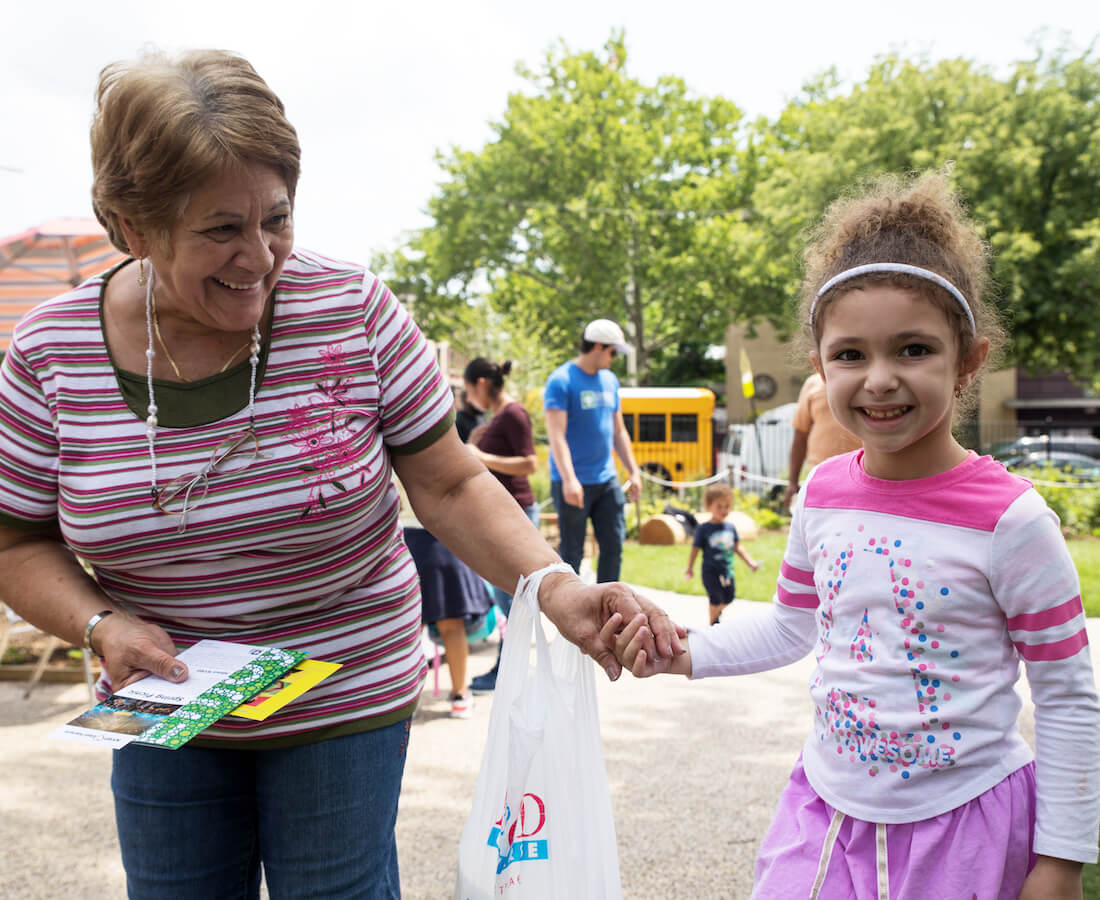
[93,611,188,691]
[537,572,685,681]
[600,610,692,679]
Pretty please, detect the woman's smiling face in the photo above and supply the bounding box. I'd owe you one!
[137,161,293,335]
[813,284,978,481]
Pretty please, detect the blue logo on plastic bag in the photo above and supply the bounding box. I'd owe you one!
[489,793,548,873]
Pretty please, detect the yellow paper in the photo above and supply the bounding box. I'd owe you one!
[228,659,342,721]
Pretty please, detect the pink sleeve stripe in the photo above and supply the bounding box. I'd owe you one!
[780,560,816,587]
[1005,596,1084,632]
[1014,628,1089,662]
[778,584,819,609]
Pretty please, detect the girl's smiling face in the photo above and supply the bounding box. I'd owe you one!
[813,285,987,481]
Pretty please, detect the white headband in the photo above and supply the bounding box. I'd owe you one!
[811,263,975,333]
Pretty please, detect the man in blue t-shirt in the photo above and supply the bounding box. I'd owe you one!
[544,318,642,582]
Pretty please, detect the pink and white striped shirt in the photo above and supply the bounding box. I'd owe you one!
[0,249,455,743]
[690,450,1100,863]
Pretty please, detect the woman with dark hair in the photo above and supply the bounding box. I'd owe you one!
[463,357,539,691]
[0,49,682,898]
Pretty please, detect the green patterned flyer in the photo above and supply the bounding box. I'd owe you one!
[137,646,306,748]
[55,640,308,750]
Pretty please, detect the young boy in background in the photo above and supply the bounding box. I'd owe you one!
[685,483,760,625]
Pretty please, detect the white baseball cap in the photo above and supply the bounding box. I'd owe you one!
[583,318,632,354]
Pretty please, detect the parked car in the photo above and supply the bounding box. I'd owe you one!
[1000,451,1100,481]
[719,403,797,499]
[989,433,1100,461]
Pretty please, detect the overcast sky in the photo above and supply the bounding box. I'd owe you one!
[3,0,1096,263]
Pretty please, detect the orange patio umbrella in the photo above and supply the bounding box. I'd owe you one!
[0,217,126,353]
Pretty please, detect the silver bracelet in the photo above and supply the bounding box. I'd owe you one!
[82,609,114,656]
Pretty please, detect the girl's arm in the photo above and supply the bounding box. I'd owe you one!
[617,507,819,679]
[607,589,817,679]
[686,496,818,677]
[686,592,816,677]
[992,492,1100,868]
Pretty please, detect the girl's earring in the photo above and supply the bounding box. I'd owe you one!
[954,384,963,400]
[137,258,148,287]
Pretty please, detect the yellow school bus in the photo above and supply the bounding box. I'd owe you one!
[619,387,716,485]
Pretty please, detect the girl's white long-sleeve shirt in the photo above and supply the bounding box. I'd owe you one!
[690,450,1100,863]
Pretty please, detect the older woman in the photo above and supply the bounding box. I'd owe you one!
[0,50,681,899]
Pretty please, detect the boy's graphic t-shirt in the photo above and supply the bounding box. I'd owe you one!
[687,450,1100,864]
[693,521,739,578]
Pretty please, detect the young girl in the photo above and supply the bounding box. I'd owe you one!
[609,173,1100,899]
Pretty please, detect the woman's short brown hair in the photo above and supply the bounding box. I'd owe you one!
[90,49,301,255]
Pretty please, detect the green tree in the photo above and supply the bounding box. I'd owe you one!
[384,38,1100,387]
[743,48,1100,382]
[380,34,753,379]
[963,50,1100,383]
[741,56,1009,334]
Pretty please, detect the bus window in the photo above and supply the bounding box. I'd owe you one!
[623,412,635,438]
[670,414,697,443]
[639,414,666,443]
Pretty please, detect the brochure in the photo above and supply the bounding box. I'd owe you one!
[52,640,330,750]
[227,658,342,721]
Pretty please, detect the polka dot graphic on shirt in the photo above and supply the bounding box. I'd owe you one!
[850,607,874,662]
[811,530,965,779]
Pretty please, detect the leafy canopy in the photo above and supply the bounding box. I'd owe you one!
[380,35,1100,387]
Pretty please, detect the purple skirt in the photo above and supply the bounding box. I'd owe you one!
[752,757,1037,899]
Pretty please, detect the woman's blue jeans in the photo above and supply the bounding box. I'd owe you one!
[111,718,411,899]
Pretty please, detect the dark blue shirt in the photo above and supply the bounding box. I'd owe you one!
[693,520,740,577]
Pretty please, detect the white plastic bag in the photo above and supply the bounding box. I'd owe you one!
[454,564,622,900]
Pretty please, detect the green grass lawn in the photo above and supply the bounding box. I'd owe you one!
[622,532,1100,617]
[621,530,1100,889]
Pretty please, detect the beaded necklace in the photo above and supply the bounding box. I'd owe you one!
[143,271,262,505]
